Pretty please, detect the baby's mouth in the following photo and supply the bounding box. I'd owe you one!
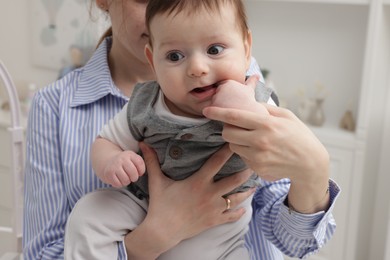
[191,84,217,94]
[190,83,218,100]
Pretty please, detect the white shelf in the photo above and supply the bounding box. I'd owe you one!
[309,125,356,149]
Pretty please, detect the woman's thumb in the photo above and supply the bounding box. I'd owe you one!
[139,142,163,188]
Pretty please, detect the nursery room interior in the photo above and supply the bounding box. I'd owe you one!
[1,0,390,259]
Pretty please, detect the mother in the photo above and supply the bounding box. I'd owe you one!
[23,0,339,259]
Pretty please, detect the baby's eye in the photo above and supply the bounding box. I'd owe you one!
[166,51,184,62]
[207,45,224,55]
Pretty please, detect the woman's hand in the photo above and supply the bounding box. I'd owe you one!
[124,143,255,259]
[203,103,328,183]
[203,86,330,214]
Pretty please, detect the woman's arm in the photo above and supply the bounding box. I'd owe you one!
[247,178,339,258]
[202,77,338,257]
[23,91,68,259]
[203,79,330,213]
[124,143,255,259]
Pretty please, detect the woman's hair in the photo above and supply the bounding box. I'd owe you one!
[96,27,113,47]
[88,0,113,48]
[146,0,249,44]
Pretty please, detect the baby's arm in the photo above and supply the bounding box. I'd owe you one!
[91,103,145,188]
[91,138,145,187]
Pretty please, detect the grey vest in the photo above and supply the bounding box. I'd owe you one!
[126,81,273,199]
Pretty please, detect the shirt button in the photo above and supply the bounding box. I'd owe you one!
[180,133,194,140]
[169,146,183,159]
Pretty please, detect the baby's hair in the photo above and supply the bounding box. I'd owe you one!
[146,0,249,46]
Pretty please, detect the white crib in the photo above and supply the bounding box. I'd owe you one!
[0,60,24,257]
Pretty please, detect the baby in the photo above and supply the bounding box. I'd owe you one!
[65,0,274,259]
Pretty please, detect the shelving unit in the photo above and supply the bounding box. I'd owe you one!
[245,0,390,259]
[247,1,368,129]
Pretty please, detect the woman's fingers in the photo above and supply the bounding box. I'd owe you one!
[224,188,256,211]
[221,207,247,223]
[139,142,170,192]
[190,144,234,183]
[203,106,263,130]
[263,103,292,118]
[138,142,254,242]
[218,188,256,222]
[222,124,258,147]
[214,168,254,197]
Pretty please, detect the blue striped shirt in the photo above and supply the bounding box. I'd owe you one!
[23,37,339,259]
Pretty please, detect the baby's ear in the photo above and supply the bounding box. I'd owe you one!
[144,44,155,71]
[244,30,253,69]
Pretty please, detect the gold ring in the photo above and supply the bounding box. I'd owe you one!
[224,197,231,211]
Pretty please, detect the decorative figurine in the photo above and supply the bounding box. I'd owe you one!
[296,87,313,123]
[340,109,356,132]
[308,97,325,126]
[307,83,327,127]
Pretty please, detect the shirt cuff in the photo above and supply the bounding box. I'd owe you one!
[278,179,340,252]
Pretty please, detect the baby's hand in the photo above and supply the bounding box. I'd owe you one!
[103,151,146,188]
[210,75,268,115]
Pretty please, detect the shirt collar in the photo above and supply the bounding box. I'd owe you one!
[70,37,125,107]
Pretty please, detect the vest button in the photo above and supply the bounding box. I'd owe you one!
[180,133,194,140]
[169,146,183,159]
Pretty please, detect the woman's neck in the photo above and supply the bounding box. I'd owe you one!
[108,43,155,97]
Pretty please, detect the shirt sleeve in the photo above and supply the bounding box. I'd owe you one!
[248,178,340,259]
[247,56,265,84]
[99,102,139,152]
[23,92,67,260]
[247,56,278,106]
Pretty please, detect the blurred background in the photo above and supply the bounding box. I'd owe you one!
[0,0,390,260]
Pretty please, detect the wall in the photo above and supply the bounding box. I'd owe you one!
[0,0,105,101]
[368,5,390,259]
[0,1,58,101]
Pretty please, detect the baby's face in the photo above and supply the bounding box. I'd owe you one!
[145,3,252,118]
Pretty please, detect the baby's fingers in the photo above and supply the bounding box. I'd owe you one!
[122,163,141,183]
[113,168,131,186]
[126,152,146,178]
[109,174,126,188]
[245,74,260,91]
